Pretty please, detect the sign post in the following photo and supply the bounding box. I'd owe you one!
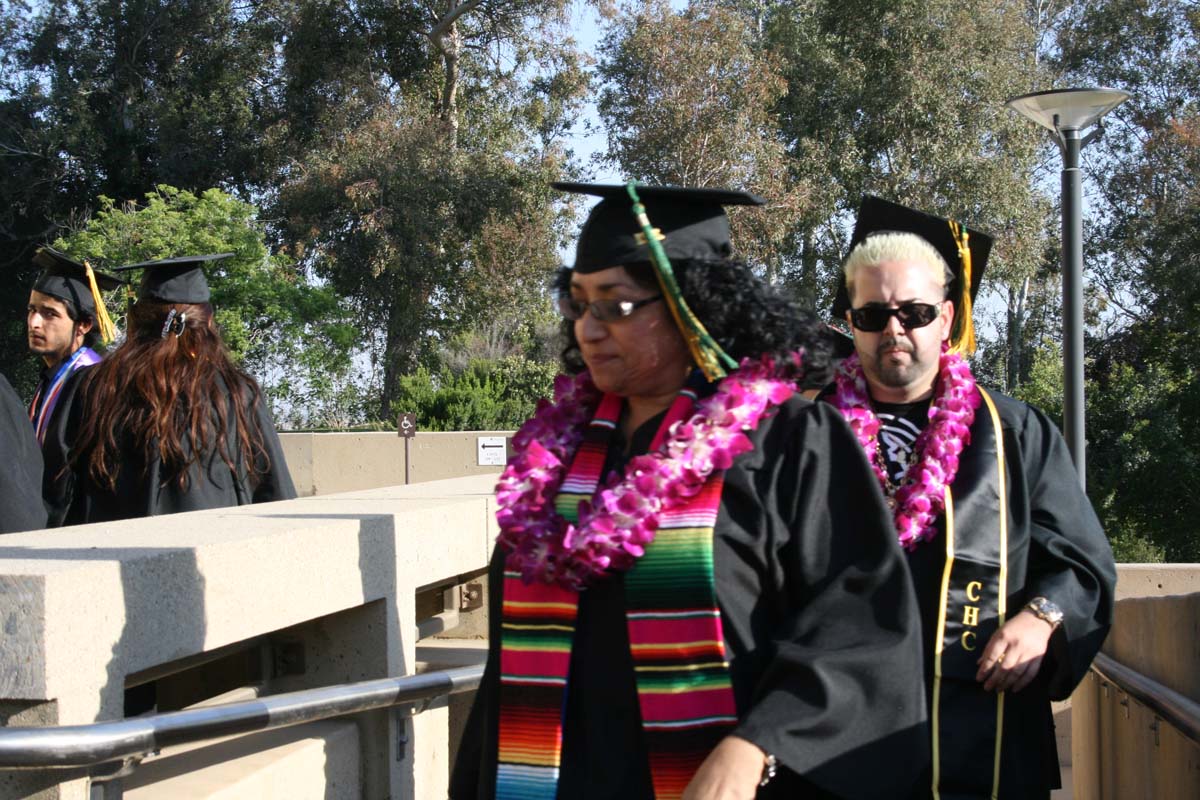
[398,412,416,484]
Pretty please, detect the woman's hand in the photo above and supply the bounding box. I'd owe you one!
[682,735,767,800]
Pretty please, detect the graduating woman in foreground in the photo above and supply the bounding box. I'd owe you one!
[451,183,928,800]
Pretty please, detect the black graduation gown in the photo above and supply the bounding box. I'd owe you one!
[0,373,47,533]
[39,365,92,527]
[451,395,929,800]
[899,391,1116,799]
[47,369,296,524]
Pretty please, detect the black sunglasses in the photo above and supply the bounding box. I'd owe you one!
[849,302,942,332]
[558,294,663,322]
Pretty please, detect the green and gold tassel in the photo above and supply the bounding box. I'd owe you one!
[625,181,738,381]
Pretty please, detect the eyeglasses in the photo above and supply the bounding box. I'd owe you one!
[558,295,663,322]
[849,302,942,332]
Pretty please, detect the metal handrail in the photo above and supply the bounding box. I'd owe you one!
[0,664,484,770]
[1091,652,1200,744]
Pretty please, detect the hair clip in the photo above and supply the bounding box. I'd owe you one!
[160,310,188,339]
[161,308,178,339]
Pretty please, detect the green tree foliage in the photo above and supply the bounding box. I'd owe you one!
[276,0,588,419]
[1049,0,1200,559]
[0,0,585,422]
[54,186,357,424]
[0,0,282,391]
[394,357,558,431]
[765,0,1049,316]
[278,105,575,419]
[595,0,810,280]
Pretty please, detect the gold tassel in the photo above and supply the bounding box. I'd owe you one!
[947,220,976,355]
[83,260,118,345]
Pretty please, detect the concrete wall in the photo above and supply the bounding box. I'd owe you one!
[278,431,514,496]
[1070,564,1200,800]
[0,475,498,800]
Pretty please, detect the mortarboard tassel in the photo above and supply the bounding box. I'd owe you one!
[947,220,976,355]
[83,260,118,345]
[625,181,738,381]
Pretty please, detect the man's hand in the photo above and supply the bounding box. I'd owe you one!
[975,609,1055,692]
[682,735,767,800]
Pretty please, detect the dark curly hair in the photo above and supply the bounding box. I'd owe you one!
[57,295,104,353]
[554,260,834,386]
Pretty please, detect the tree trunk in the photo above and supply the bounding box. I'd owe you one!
[1006,277,1028,393]
[798,226,817,309]
[378,277,425,420]
[440,26,460,147]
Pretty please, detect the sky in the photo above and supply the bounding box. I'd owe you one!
[562,0,624,185]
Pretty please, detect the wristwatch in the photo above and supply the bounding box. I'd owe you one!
[1024,596,1064,630]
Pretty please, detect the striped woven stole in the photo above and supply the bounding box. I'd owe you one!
[29,346,100,445]
[496,387,736,800]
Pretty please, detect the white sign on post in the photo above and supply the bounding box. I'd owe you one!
[477,436,507,466]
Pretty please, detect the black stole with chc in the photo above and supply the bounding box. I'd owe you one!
[931,387,1009,800]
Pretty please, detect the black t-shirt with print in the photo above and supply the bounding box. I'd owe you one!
[872,399,931,484]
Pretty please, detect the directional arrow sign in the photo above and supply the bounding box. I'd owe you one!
[477,436,507,466]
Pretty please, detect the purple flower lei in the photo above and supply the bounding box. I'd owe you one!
[829,344,980,550]
[495,359,797,590]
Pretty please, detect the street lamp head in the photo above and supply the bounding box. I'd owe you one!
[1006,87,1130,133]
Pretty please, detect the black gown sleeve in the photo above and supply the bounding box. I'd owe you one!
[0,373,47,533]
[730,401,928,800]
[1010,401,1116,699]
[249,393,297,503]
[39,365,94,527]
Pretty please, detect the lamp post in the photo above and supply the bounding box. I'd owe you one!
[1006,87,1130,489]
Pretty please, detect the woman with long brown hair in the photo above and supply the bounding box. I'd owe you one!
[52,254,295,524]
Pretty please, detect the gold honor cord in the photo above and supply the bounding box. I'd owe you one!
[624,181,738,381]
[930,388,1009,800]
[83,260,118,345]
[947,220,976,356]
[980,388,1009,799]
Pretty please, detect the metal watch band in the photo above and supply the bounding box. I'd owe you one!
[1025,596,1064,629]
[759,753,778,787]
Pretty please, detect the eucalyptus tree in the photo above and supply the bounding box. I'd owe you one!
[595,0,809,284]
[275,0,589,418]
[765,0,1049,363]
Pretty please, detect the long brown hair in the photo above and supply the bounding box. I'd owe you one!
[73,301,270,491]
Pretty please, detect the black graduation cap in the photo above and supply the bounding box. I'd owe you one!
[31,247,123,318]
[552,182,765,273]
[554,181,766,380]
[113,253,234,304]
[832,196,993,353]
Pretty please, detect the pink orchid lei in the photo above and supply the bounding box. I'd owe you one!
[495,358,797,590]
[830,344,980,550]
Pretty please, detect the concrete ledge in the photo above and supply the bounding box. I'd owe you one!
[1115,563,1200,600]
[279,431,513,496]
[0,473,498,799]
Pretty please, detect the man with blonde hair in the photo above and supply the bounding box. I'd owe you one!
[822,196,1116,799]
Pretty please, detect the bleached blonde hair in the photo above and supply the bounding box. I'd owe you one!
[843,232,953,303]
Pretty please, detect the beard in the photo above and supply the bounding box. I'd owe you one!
[867,336,930,389]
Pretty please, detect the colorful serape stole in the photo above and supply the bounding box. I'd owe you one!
[28,346,100,445]
[496,386,737,800]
